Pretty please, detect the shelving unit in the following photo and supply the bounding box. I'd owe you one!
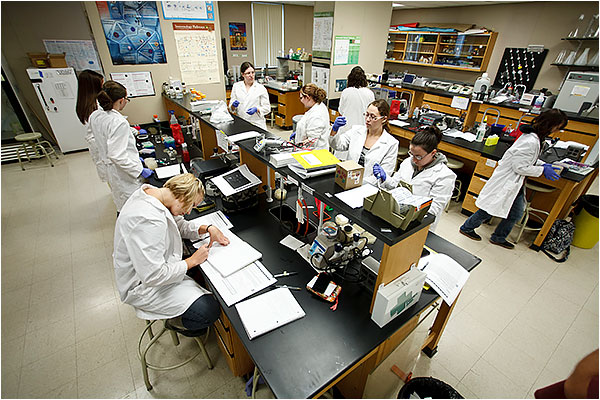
[385,30,497,72]
[552,37,599,72]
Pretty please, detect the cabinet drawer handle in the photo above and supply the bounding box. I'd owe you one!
[215,324,234,357]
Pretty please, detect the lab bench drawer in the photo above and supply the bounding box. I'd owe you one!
[275,114,285,127]
[214,315,233,354]
[467,175,488,195]
[329,108,340,123]
[277,92,287,105]
[462,193,479,213]
[474,157,497,178]
[278,103,287,115]
[214,310,254,377]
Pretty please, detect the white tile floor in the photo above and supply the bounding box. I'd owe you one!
[1,144,598,399]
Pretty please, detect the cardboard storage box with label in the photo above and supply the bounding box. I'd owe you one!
[335,160,364,190]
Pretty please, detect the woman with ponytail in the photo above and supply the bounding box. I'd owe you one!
[291,83,331,150]
[89,81,152,212]
[372,125,456,232]
[76,69,107,182]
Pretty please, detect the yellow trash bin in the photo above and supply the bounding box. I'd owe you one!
[572,195,599,249]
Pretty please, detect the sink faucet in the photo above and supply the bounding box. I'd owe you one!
[481,107,501,126]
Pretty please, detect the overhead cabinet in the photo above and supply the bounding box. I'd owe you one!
[386,31,498,72]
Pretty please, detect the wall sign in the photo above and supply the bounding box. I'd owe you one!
[333,36,360,66]
[96,1,166,65]
[312,12,333,59]
[229,22,247,51]
[110,71,155,97]
[43,40,102,72]
[173,22,220,85]
[161,1,214,21]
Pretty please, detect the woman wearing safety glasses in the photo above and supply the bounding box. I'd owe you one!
[373,126,456,232]
[228,62,270,130]
[291,83,331,149]
[329,99,399,185]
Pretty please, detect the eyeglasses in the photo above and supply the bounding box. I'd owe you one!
[364,112,383,121]
[408,149,431,161]
[242,70,255,76]
[299,93,307,100]
[125,97,130,102]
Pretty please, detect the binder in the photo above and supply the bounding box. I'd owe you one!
[235,288,306,340]
[291,149,340,171]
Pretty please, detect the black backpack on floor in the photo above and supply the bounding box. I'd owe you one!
[541,219,575,262]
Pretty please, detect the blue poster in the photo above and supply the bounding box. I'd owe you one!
[96,1,166,65]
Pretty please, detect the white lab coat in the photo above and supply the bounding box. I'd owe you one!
[476,132,544,218]
[383,156,456,232]
[84,121,108,182]
[329,125,399,185]
[114,185,210,320]
[294,102,331,150]
[229,81,270,130]
[336,87,374,159]
[89,108,143,212]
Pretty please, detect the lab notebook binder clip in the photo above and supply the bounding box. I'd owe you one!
[363,181,432,230]
[307,273,342,311]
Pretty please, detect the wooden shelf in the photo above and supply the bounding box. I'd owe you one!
[407,41,437,44]
[405,51,435,54]
[438,53,484,58]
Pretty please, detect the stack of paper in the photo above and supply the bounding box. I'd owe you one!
[417,253,469,305]
[235,287,306,339]
[291,149,340,171]
[195,228,262,277]
[190,210,233,232]
[334,183,379,209]
[389,187,432,210]
[210,164,261,197]
[202,261,276,307]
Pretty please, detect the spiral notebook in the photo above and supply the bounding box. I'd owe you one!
[235,288,306,340]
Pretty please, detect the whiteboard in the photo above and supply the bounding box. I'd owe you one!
[109,72,155,97]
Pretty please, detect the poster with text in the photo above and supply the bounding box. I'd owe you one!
[311,64,329,97]
[96,1,166,65]
[43,40,102,72]
[333,36,360,65]
[229,23,247,51]
[173,22,220,85]
[161,1,214,21]
[312,12,333,59]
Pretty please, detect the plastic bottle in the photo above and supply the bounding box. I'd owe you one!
[175,86,183,99]
[152,114,162,135]
[288,48,293,59]
[169,110,184,145]
[475,121,486,142]
[181,142,190,163]
[532,93,545,113]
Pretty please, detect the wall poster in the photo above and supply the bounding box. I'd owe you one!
[161,1,214,21]
[173,22,220,85]
[312,11,333,59]
[96,1,166,65]
[333,36,360,66]
[43,40,102,72]
[311,62,330,98]
[229,22,247,51]
[110,71,155,97]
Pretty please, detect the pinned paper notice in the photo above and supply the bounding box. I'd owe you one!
[451,96,469,110]
[485,159,497,168]
[571,85,590,97]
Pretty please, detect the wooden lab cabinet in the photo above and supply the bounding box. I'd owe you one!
[462,156,497,213]
[214,310,254,377]
[266,87,304,129]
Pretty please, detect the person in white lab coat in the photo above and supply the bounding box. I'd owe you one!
[290,83,331,150]
[114,173,229,330]
[459,109,567,249]
[329,99,399,185]
[76,69,107,182]
[372,126,456,232]
[90,81,153,212]
[228,62,270,130]
[335,66,375,159]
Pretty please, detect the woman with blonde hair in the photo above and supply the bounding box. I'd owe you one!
[114,173,229,332]
[291,83,331,150]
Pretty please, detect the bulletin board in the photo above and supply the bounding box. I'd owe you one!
[173,22,220,85]
[493,47,549,92]
[95,1,166,65]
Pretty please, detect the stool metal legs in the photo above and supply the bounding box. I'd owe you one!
[138,320,213,391]
[445,180,462,212]
[16,139,57,170]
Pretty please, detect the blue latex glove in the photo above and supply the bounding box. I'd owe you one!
[332,116,347,132]
[139,157,145,165]
[373,163,386,182]
[141,168,153,178]
[290,131,296,141]
[231,100,240,108]
[247,107,257,115]
[543,163,560,181]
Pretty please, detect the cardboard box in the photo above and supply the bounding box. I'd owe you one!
[335,160,364,190]
[27,52,50,68]
[48,53,67,68]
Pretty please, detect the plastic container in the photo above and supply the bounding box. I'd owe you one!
[182,143,190,163]
[397,377,463,399]
[532,93,545,113]
[169,111,184,145]
[572,194,599,248]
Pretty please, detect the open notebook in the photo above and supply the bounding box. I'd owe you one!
[235,287,306,340]
[195,228,262,277]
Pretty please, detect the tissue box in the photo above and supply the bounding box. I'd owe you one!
[335,160,364,190]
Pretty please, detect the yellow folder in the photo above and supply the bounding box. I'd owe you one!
[291,149,340,171]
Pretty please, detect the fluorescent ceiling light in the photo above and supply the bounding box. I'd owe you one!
[393,3,405,6]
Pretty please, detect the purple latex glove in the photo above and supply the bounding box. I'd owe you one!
[289,131,296,141]
[139,157,145,165]
[332,116,347,132]
[141,168,153,178]
[373,163,386,182]
[543,164,560,181]
[231,100,240,108]
[247,107,257,115]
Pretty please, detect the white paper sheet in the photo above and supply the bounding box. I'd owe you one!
[155,164,181,179]
[288,164,336,179]
[227,131,261,143]
[196,228,262,277]
[210,164,261,197]
[235,288,306,339]
[202,261,276,307]
[417,253,469,306]
[216,129,228,151]
[279,235,306,251]
[334,183,379,209]
[390,120,410,127]
[443,129,477,142]
[189,210,233,232]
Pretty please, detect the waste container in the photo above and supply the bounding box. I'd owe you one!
[397,377,463,399]
[292,114,303,133]
[572,194,599,249]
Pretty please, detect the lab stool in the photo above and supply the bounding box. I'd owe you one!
[138,319,213,391]
[396,146,409,170]
[15,132,58,170]
[268,104,278,128]
[445,158,464,212]
[513,181,556,243]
